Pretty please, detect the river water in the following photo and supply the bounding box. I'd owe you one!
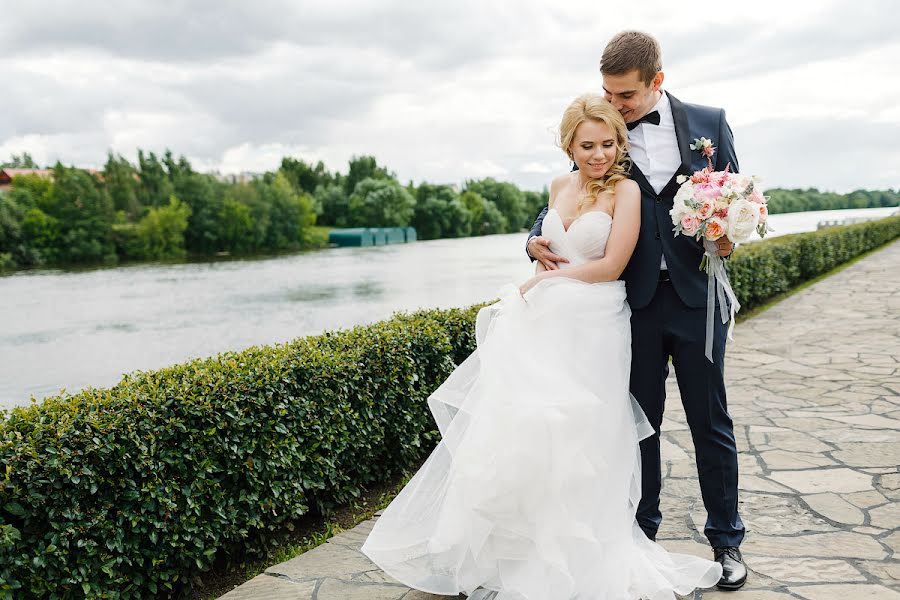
[1,205,896,409]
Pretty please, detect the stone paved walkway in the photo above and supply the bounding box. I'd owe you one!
[221,240,900,599]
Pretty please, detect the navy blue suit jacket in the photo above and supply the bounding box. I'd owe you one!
[527,92,738,310]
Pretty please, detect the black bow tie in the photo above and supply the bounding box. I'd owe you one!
[627,110,661,131]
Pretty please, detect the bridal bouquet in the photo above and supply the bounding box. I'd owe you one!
[669,137,771,361]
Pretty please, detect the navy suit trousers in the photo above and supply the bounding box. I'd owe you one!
[630,279,745,548]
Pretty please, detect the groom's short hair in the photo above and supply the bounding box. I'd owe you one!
[601,31,662,85]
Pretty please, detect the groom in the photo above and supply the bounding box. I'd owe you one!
[526,31,747,590]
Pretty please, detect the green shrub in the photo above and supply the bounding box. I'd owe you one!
[0,253,14,272]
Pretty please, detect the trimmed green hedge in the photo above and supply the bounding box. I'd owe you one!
[728,215,900,310]
[0,305,484,598]
[1,215,898,598]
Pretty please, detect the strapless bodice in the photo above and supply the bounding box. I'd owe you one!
[540,208,613,268]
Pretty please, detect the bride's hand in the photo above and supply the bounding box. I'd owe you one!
[519,271,554,296]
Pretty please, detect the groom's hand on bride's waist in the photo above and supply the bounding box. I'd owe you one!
[527,236,569,270]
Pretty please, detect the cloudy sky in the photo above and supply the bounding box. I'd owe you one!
[2,0,898,193]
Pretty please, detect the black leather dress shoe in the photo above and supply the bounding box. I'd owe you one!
[714,546,747,590]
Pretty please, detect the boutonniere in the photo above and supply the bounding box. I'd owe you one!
[690,137,716,159]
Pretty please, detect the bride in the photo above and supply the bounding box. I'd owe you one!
[361,94,722,599]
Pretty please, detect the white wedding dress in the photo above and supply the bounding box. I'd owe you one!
[362,208,722,599]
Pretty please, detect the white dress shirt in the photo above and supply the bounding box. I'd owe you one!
[627,91,680,270]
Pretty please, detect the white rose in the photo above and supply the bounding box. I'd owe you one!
[670,202,689,224]
[670,186,692,224]
[726,198,761,243]
[674,182,694,206]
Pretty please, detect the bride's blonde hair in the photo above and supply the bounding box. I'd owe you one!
[558,94,629,214]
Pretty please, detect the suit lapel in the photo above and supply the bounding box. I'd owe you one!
[667,91,692,177]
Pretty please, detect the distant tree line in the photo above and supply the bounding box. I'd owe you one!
[278,155,548,238]
[2,150,896,272]
[0,151,319,271]
[765,188,899,214]
[0,152,549,271]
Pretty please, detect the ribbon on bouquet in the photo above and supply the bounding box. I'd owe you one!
[702,239,741,362]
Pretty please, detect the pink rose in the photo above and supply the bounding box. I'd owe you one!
[695,184,722,205]
[697,199,714,219]
[750,188,765,204]
[758,204,768,220]
[681,215,700,235]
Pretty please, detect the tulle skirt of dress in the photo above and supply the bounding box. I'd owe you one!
[361,277,722,599]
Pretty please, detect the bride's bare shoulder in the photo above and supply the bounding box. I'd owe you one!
[613,179,639,206]
[614,178,639,197]
[549,172,576,208]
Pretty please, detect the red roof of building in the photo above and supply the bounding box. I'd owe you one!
[0,168,54,178]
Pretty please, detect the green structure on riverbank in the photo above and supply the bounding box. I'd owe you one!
[328,227,417,247]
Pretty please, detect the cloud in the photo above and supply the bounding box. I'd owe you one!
[521,162,554,174]
[742,117,900,192]
[1,1,898,192]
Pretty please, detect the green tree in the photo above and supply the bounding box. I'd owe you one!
[344,156,395,196]
[8,173,54,214]
[764,188,900,214]
[1,175,55,266]
[46,164,117,264]
[413,183,458,205]
[460,191,507,235]
[315,184,350,227]
[279,158,336,195]
[21,207,60,263]
[225,183,269,250]
[103,152,141,219]
[133,196,192,259]
[177,172,224,254]
[163,149,193,182]
[411,184,471,239]
[217,197,256,254]
[347,178,415,227]
[0,195,46,267]
[1,152,39,168]
[523,188,550,229]
[136,150,175,208]
[0,196,22,266]
[464,178,527,233]
[258,173,316,250]
[413,197,472,239]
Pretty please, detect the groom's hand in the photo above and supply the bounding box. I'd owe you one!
[527,236,569,270]
[716,236,735,257]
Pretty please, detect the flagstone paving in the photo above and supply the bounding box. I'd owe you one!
[220,240,900,599]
